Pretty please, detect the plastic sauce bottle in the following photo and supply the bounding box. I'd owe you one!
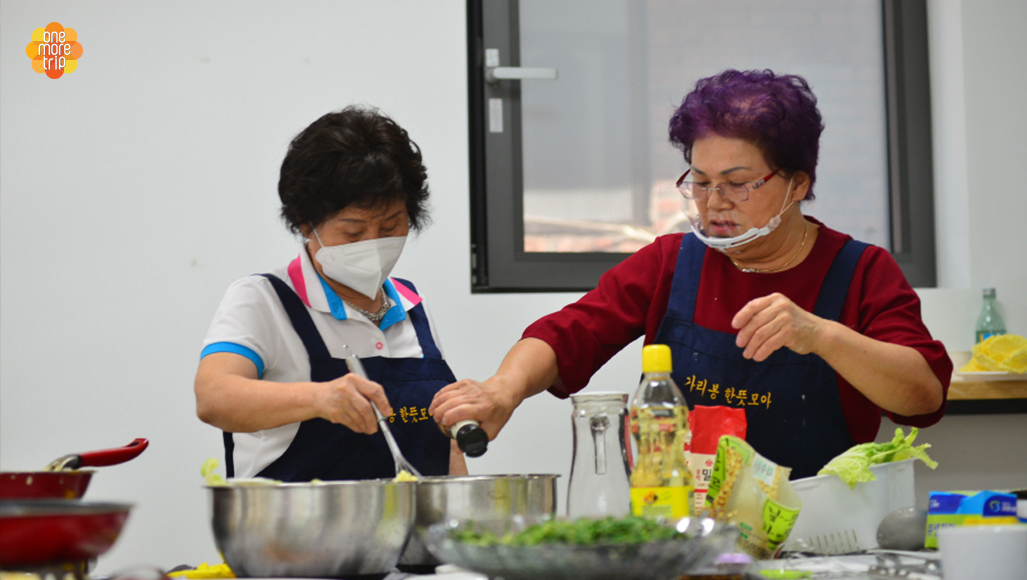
[975,288,1006,343]
[629,344,693,519]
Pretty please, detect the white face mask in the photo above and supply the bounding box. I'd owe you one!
[686,177,796,250]
[311,230,406,299]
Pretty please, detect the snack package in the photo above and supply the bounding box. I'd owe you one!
[687,405,747,515]
[705,436,802,559]
[925,490,1019,548]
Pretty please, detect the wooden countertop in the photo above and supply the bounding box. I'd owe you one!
[948,376,1027,400]
[944,351,1026,413]
[942,352,1026,413]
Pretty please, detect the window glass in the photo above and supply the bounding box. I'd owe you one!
[518,0,889,253]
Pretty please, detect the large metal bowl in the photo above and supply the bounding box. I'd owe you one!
[207,479,416,578]
[400,474,558,567]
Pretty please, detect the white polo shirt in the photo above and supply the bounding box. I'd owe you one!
[200,247,446,477]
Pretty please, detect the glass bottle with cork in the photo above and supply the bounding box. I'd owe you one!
[976,287,1006,343]
[629,344,693,519]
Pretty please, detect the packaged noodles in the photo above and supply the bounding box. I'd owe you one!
[705,435,802,559]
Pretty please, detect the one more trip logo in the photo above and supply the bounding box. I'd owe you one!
[26,22,83,79]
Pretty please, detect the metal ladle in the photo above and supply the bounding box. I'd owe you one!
[342,346,422,479]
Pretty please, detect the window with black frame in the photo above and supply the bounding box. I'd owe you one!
[468,0,934,292]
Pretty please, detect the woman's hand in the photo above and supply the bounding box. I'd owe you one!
[315,373,393,434]
[429,338,561,441]
[429,377,520,441]
[731,292,943,416]
[196,353,394,433]
[731,292,825,361]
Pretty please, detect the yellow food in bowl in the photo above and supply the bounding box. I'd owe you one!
[201,458,281,486]
[959,334,1027,374]
[168,562,235,579]
[394,469,419,482]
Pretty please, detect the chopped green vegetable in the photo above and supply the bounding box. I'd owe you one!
[202,458,225,486]
[818,427,937,489]
[452,516,684,546]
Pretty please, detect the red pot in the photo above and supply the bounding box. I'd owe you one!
[0,500,132,566]
[0,438,148,500]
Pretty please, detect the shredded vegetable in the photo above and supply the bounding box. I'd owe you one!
[201,458,280,486]
[452,516,684,546]
[201,458,225,486]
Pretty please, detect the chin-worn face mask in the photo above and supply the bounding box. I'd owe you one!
[311,229,406,299]
[686,177,796,250]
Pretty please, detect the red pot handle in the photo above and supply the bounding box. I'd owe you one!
[76,438,149,468]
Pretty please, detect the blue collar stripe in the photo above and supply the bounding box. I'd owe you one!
[379,279,407,330]
[317,275,350,321]
[317,275,407,328]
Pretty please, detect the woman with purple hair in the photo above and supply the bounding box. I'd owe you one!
[432,70,950,478]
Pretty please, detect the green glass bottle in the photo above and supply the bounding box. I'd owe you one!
[975,288,1006,343]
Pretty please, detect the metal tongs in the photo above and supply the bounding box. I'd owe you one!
[342,346,422,479]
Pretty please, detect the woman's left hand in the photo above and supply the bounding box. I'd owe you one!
[731,292,824,361]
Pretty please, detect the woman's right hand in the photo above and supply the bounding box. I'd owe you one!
[429,338,562,441]
[315,373,393,434]
[429,376,521,441]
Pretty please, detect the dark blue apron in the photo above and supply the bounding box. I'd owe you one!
[655,234,868,479]
[223,274,453,481]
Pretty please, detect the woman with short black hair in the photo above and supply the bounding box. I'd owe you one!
[196,106,466,480]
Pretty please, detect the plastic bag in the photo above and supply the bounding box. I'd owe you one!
[705,435,802,559]
[686,405,747,515]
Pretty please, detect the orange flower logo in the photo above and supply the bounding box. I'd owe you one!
[25,22,83,79]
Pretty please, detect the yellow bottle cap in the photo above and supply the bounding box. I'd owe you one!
[642,344,673,373]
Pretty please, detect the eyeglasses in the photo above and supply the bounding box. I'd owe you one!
[676,169,779,203]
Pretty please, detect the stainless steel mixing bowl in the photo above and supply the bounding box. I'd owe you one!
[207,479,416,578]
[399,474,558,567]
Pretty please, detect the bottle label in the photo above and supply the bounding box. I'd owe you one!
[630,485,693,519]
[976,331,1004,343]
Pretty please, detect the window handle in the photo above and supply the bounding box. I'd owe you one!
[483,48,557,84]
[485,66,558,84]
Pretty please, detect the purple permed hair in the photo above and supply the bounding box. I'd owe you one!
[668,69,825,200]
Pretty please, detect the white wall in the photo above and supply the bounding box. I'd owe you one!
[0,0,1024,573]
[0,1,492,571]
[907,0,1027,503]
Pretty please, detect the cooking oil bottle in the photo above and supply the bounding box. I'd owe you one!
[629,344,693,519]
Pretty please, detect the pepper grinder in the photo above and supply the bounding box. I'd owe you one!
[449,420,488,457]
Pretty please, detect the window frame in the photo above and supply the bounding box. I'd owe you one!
[468,0,936,292]
[883,0,936,287]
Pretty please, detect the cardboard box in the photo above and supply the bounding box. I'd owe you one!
[925,490,1019,548]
